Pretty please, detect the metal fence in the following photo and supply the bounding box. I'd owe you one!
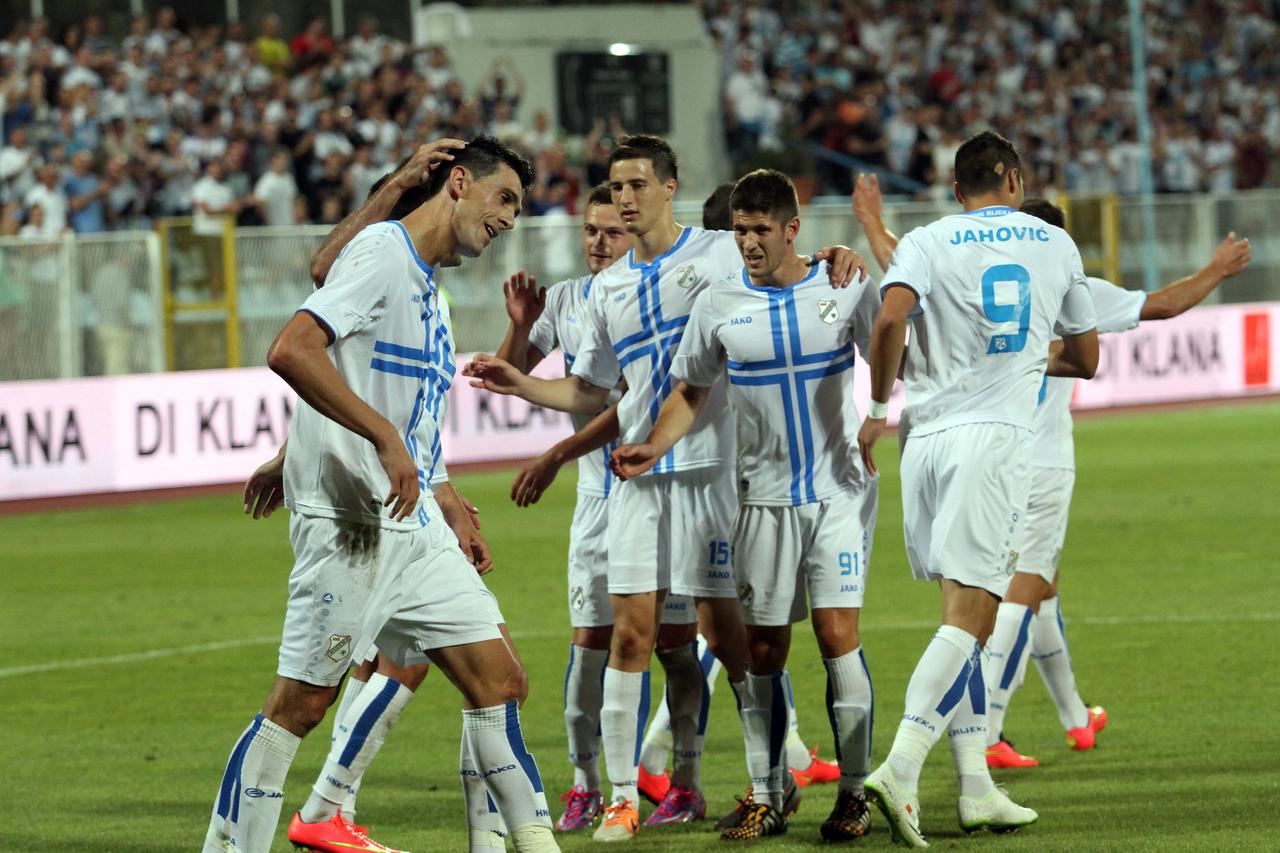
[4,190,1278,380]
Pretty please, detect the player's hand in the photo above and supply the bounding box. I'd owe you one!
[511,450,562,507]
[462,353,527,396]
[458,493,481,530]
[243,451,285,519]
[391,138,467,191]
[375,432,420,521]
[452,522,494,574]
[503,270,546,328]
[857,417,886,477]
[814,245,867,289]
[610,443,661,480]
[852,172,883,224]
[1210,231,1251,278]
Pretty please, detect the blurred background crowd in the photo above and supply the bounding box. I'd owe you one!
[0,0,1277,239]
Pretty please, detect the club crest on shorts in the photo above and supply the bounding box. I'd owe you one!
[675,265,698,289]
[1004,550,1020,575]
[326,634,352,663]
[818,299,839,325]
[570,585,586,611]
[738,581,754,607]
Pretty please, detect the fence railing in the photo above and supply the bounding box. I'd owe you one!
[4,189,1278,380]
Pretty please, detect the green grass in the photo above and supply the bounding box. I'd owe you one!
[3,402,1279,851]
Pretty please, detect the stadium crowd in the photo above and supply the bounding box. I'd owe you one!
[0,0,1278,237]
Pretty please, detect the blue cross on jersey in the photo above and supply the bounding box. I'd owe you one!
[570,227,742,475]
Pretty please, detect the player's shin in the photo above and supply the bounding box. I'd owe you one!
[884,626,977,791]
[463,702,553,833]
[984,602,1033,746]
[823,648,874,793]
[600,668,651,805]
[742,671,789,807]
[461,729,511,851]
[1029,596,1089,730]
[300,673,413,824]
[782,670,812,772]
[563,644,609,792]
[656,642,707,791]
[947,647,996,800]
[204,713,300,852]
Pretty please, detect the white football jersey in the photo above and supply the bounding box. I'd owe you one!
[571,227,743,474]
[883,206,1097,436]
[673,261,881,506]
[284,221,442,530]
[1031,277,1145,468]
[529,275,622,497]
[416,291,455,492]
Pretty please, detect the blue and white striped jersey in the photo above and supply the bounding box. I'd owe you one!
[1031,277,1145,469]
[883,207,1097,437]
[528,274,621,498]
[570,227,742,474]
[673,261,881,506]
[284,220,444,530]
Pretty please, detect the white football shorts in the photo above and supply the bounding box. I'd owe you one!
[734,485,879,626]
[1014,466,1075,583]
[607,465,739,599]
[566,494,612,628]
[900,422,1031,598]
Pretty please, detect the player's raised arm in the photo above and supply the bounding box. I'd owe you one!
[308,138,466,284]
[858,284,916,475]
[611,381,711,479]
[494,270,548,373]
[852,172,900,273]
[511,402,622,507]
[463,353,610,415]
[1140,232,1251,320]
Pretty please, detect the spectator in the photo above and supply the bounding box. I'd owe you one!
[191,158,237,236]
[254,14,289,75]
[102,155,144,230]
[0,126,38,205]
[252,147,298,226]
[290,16,334,71]
[476,57,524,122]
[64,150,108,233]
[23,163,68,235]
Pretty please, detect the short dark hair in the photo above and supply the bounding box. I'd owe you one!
[608,134,678,183]
[729,169,799,224]
[393,135,535,218]
[585,182,613,209]
[954,131,1022,199]
[702,182,734,230]
[1020,198,1065,229]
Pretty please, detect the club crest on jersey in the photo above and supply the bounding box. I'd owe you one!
[675,265,698,289]
[818,299,839,325]
[326,634,352,663]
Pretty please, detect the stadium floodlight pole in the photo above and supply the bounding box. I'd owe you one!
[1128,0,1160,293]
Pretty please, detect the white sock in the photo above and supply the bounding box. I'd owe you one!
[782,670,812,771]
[300,673,413,823]
[463,702,552,831]
[885,626,977,793]
[984,602,1033,746]
[600,668,650,804]
[948,645,996,799]
[742,672,788,808]
[824,648,874,793]
[1030,596,1090,730]
[657,642,706,791]
[640,635,720,775]
[327,674,367,819]
[563,644,609,792]
[204,714,301,852]
[460,728,509,851]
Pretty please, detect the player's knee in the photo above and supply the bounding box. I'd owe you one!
[611,624,653,664]
[813,621,858,659]
[747,638,786,673]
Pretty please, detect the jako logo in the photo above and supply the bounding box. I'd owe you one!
[730,316,752,325]
[244,788,281,799]
[707,569,731,579]
[461,765,518,778]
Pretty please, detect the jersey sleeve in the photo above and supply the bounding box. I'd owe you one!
[297,228,399,341]
[670,288,726,387]
[1085,277,1145,335]
[880,228,930,315]
[710,229,746,275]
[1054,249,1097,336]
[526,282,561,357]
[429,460,449,486]
[848,271,883,360]
[568,281,621,389]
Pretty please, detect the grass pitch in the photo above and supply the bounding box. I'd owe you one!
[3,402,1278,851]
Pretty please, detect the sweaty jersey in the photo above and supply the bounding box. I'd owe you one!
[528,274,621,498]
[417,292,455,492]
[570,227,743,474]
[673,261,881,506]
[285,220,442,530]
[1031,277,1145,469]
[883,206,1097,436]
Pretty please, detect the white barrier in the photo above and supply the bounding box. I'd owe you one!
[2,301,1276,502]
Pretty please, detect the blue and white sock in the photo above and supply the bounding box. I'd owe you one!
[1030,596,1090,730]
[300,673,413,823]
[600,668,650,804]
[657,642,707,791]
[563,644,609,792]
[948,644,996,799]
[984,602,1033,746]
[640,635,719,775]
[824,648,874,793]
[884,626,977,793]
[460,728,510,851]
[782,670,813,772]
[742,671,788,808]
[463,702,552,831]
[203,713,300,852]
